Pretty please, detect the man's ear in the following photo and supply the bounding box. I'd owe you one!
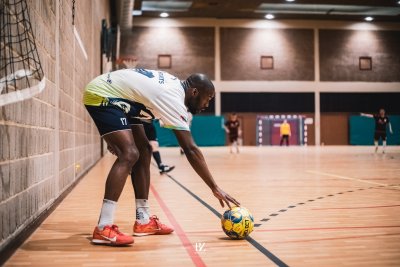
[192,88,198,96]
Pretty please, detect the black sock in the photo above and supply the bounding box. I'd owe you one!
[152,151,162,168]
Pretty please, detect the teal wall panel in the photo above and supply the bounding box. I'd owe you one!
[155,116,226,147]
[349,115,400,145]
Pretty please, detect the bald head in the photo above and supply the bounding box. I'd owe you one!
[183,73,215,114]
[185,73,215,94]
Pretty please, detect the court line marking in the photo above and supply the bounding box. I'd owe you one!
[254,184,400,228]
[267,233,400,244]
[256,225,400,232]
[254,187,361,227]
[150,184,206,267]
[307,170,400,188]
[166,174,289,267]
[183,225,400,234]
[312,204,400,210]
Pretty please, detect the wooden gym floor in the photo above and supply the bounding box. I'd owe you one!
[4,146,400,267]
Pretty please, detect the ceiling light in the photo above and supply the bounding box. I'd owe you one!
[160,12,169,18]
[132,10,142,16]
[265,13,275,19]
[257,4,400,16]
[142,1,191,12]
[286,0,295,2]
[364,16,374,21]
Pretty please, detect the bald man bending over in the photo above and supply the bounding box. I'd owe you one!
[83,68,240,246]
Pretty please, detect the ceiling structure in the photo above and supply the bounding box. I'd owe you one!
[127,0,400,21]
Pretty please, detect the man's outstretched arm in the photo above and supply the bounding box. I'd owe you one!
[360,113,374,118]
[174,129,240,209]
[388,122,393,134]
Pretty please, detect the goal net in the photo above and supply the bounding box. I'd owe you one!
[0,0,45,107]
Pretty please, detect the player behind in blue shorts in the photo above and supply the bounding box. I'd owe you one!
[84,69,240,245]
[142,120,175,174]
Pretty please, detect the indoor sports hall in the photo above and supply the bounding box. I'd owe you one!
[1,1,399,266]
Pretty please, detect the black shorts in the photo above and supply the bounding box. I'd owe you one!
[143,121,157,141]
[374,131,387,141]
[229,135,239,143]
[85,104,145,136]
[124,117,158,141]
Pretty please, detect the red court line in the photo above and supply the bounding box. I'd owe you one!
[183,225,400,234]
[364,179,392,180]
[150,184,206,267]
[255,225,400,232]
[312,204,400,210]
[268,232,400,244]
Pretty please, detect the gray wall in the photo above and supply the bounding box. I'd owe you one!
[320,29,400,82]
[220,28,314,81]
[120,27,215,80]
[0,0,107,251]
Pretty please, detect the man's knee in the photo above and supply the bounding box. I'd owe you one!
[120,147,140,165]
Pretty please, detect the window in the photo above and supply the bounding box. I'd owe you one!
[158,54,172,69]
[260,56,274,70]
[359,57,372,70]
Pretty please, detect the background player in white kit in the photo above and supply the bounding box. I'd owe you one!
[83,68,240,245]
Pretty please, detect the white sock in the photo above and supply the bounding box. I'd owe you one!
[98,199,117,230]
[235,142,239,153]
[374,141,378,152]
[136,199,150,224]
[383,141,387,153]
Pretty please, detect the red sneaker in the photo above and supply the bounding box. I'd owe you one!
[92,224,134,245]
[133,215,174,236]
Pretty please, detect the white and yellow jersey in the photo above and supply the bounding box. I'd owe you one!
[83,69,190,131]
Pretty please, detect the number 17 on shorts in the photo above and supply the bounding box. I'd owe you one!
[120,118,128,125]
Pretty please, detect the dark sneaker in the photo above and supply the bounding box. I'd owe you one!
[159,164,175,174]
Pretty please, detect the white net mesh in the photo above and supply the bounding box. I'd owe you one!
[0,0,45,106]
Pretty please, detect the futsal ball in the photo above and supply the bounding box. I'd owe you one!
[221,206,254,239]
